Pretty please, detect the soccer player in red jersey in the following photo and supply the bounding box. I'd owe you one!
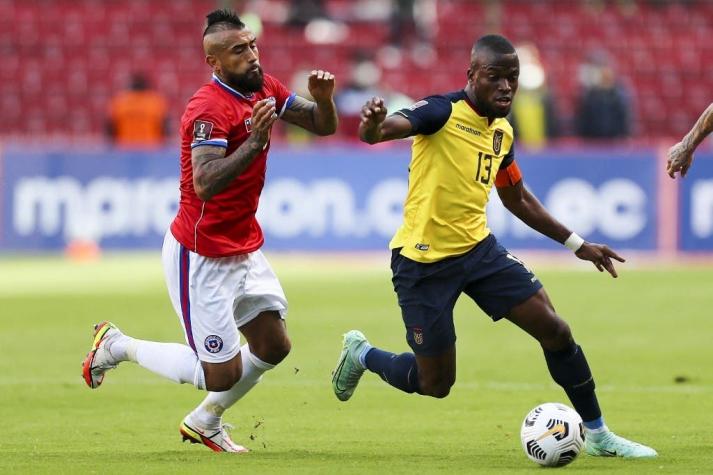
[82,9,338,452]
[667,102,713,178]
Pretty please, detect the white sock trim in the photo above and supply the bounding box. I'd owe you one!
[246,350,275,371]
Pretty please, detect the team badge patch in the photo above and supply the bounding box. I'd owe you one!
[244,118,252,133]
[493,129,505,155]
[204,335,224,353]
[193,120,214,142]
[413,327,424,345]
[493,129,504,155]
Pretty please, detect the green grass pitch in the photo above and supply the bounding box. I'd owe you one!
[0,253,712,473]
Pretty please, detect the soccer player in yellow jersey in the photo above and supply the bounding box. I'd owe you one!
[332,34,657,458]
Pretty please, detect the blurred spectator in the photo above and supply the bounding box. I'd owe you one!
[287,0,328,26]
[335,52,413,136]
[219,0,263,38]
[378,0,437,68]
[509,43,559,148]
[107,73,168,147]
[336,53,383,116]
[575,53,631,139]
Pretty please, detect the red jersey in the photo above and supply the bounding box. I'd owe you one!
[170,73,295,257]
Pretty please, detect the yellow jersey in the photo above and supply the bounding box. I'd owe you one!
[390,90,515,263]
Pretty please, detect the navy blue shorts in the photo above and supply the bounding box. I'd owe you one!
[391,234,543,356]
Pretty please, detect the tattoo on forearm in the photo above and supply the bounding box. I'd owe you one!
[192,138,262,199]
[282,96,336,135]
[685,103,713,149]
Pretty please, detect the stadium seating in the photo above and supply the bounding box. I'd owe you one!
[0,0,711,141]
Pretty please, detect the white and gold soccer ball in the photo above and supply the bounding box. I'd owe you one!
[520,402,585,467]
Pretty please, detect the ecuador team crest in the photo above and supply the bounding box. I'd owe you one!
[493,129,504,155]
[413,327,424,345]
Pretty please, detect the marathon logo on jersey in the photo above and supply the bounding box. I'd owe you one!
[204,335,224,354]
[415,243,429,251]
[193,120,214,142]
[244,118,252,133]
[413,327,424,345]
[493,129,504,155]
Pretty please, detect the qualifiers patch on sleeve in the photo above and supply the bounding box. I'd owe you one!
[408,100,428,110]
[193,120,214,142]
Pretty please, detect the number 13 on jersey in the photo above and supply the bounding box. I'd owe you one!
[475,152,493,185]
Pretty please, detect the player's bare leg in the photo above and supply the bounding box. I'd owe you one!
[507,289,657,458]
[180,342,252,453]
[185,311,290,449]
[413,347,456,398]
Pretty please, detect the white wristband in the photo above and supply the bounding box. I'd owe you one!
[564,232,585,252]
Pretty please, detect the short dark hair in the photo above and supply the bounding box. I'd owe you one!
[471,34,516,57]
[203,9,245,37]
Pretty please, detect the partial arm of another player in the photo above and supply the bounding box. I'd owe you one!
[496,169,625,277]
[192,99,277,201]
[358,97,414,144]
[667,102,713,179]
[281,70,338,136]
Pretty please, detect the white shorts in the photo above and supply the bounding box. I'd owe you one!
[162,231,288,363]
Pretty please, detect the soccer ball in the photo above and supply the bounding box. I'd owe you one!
[520,402,585,467]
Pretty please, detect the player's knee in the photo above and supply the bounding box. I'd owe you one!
[252,335,292,365]
[549,319,573,349]
[419,374,455,399]
[270,336,292,363]
[539,313,573,350]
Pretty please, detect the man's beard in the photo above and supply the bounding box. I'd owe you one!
[224,66,264,93]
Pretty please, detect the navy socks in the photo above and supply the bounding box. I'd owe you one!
[364,347,421,394]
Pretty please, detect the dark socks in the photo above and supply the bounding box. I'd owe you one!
[364,347,421,394]
[543,342,602,422]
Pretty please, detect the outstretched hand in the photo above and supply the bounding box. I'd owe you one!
[575,242,626,278]
[666,141,694,179]
[307,69,335,104]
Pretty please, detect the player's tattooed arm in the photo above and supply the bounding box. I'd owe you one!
[667,102,713,179]
[497,181,625,278]
[191,99,277,201]
[282,70,338,136]
[358,97,413,144]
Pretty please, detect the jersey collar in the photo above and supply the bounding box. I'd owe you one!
[212,73,256,100]
[462,89,496,127]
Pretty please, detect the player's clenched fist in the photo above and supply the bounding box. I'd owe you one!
[250,98,278,145]
[361,96,388,126]
[308,70,335,103]
[666,141,694,179]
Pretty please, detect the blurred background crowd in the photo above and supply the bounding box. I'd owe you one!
[1,0,711,148]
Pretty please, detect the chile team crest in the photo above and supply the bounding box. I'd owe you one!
[493,129,504,155]
[204,335,224,353]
